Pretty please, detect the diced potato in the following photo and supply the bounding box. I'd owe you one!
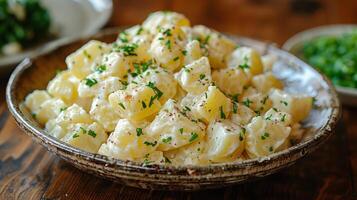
[108,84,161,122]
[145,99,206,151]
[231,103,255,125]
[269,89,312,123]
[212,67,250,96]
[98,52,132,79]
[173,84,187,103]
[149,25,186,71]
[61,122,107,153]
[24,90,51,113]
[36,98,67,125]
[143,11,190,35]
[240,87,272,114]
[192,25,236,69]
[66,40,110,79]
[264,108,292,126]
[192,86,232,122]
[206,120,246,162]
[252,72,283,93]
[164,139,208,165]
[246,115,291,158]
[47,70,80,104]
[174,57,212,94]
[133,66,177,103]
[98,119,157,160]
[227,47,263,76]
[261,54,277,72]
[90,97,121,132]
[184,40,203,65]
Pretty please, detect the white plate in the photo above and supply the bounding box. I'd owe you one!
[0,0,113,73]
[283,24,357,107]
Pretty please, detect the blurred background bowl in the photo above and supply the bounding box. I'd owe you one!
[283,24,357,106]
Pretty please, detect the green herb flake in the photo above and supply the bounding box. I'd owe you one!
[189,132,198,142]
[144,141,157,147]
[280,100,288,106]
[162,136,172,144]
[88,130,97,138]
[60,107,67,112]
[173,56,179,61]
[95,64,107,73]
[119,32,129,43]
[281,114,286,122]
[265,114,273,121]
[181,50,187,56]
[233,102,238,114]
[118,102,126,110]
[83,50,92,59]
[84,78,98,87]
[141,101,147,109]
[136,128,143,136]
[165,40,171,50]
[199,74,206,80]
[72,133,80,139]
[164,156,171,164]
[238,56,250,69]
[242,98,253,107]
[261,132,270,140]
[179,128,184,134]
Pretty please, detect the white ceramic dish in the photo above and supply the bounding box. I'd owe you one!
[283,24,357,107]
[0,0,113,74]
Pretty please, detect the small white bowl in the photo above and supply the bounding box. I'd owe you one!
[0,0,113,74]
[283,24,357,107]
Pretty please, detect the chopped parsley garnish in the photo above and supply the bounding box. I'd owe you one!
[181,50,187,56]
[179,128,184,134]
[280,100,288,106]
[173,56,179,61]
[136,128,143,136]
[118,102,126,110]
[281,114,286,122]
[269,146,274,152]
[79,127,87,134]
[88,130,97,138]
[261,132,270,140]
[165,40,171,50]
[95,64,107,73]
[60,107,67,112]
[114,43,138,56]
[238,56,250,69]
[85,78,98,87]
[272,107,278,112]
[141,101,147,109]
[183,106,191,112]
[199,74,206,80]
[219,106,226,119]
[144,141,157,147]
[136,26,143,35]
[119,31,129,43]
[162,136,172,143]
[83,50,92,59]
[203,35,211,45]
[72,133,80,139]
[189,132,198,142]
[233,102,238,114]
[242,98,253,107]
[148,82,163,106]
[162,28,172,36]
[239,131,244,141]
[261,96,269,104]
[164,156,171,164]
[143,159,153,166]
[265,114,273,121]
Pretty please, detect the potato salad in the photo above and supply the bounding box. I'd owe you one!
[24,11,313,166]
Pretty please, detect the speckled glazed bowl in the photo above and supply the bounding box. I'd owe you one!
[6,28,340,191]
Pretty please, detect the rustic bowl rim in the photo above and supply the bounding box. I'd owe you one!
[6,28,341,176]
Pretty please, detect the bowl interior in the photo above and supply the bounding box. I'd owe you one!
[7,28,340,173]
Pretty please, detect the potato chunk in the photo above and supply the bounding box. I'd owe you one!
[24,90,51,113]
[61,122,107,153]
[108,84,161,122]
[143,11,190,35]
[66,40,110,79]
[174,57,212,94]
[245,110,291,158]
[252,72,283,93]
[227,47,263,76]
[269,89,312,123]
[212,68,250,96]
[183,40,203,65]
[47,70,80,104]
[192,86,232,122]
[36,98,67,125]
[206,120,246,162]
[192,25,236,69]
[98,119,157,160]
[164,139,208,165]
[145,99,206,151]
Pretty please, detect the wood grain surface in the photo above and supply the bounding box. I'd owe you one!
[1,0,357,199]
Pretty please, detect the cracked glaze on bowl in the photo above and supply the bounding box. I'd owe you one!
[6,28,340,191]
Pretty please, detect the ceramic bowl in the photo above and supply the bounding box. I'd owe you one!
[6,28,341,191]
[0,0,113,74]
[283,24,357,107]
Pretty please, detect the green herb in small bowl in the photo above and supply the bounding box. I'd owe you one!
[302,30,357,88]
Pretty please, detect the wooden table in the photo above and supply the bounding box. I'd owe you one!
[1,0,357,199]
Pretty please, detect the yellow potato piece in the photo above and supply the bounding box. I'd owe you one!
[227,47,263,76]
